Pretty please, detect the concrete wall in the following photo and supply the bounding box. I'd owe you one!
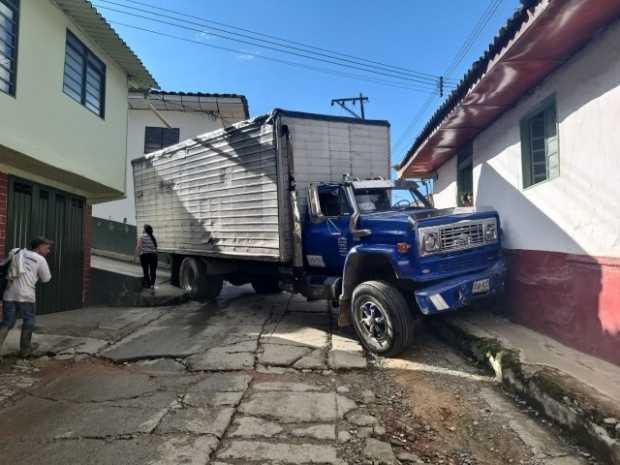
[94,109,233,224]
[0,0,129,200]
[92,217,137,256]
[433,19,620,260]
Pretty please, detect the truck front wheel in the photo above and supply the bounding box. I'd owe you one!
[179,257,223,301]
[350,281,415,357]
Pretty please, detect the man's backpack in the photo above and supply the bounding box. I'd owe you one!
[0,249,21,298]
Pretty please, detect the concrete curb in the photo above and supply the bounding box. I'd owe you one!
[89,268,189,307]
[429,317,620,465]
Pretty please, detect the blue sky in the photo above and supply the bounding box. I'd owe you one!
[96,0,520,168]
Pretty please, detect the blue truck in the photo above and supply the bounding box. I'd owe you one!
[133,109,505,356]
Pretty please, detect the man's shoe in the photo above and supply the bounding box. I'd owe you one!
[19,328,38,358]
[0,326,9,354]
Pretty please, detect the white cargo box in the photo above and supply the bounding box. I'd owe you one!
[132,109,390,264]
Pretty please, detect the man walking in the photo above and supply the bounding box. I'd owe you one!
[0,238,52,357]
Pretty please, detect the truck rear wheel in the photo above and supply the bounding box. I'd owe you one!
[350,280,415,357]
[251,277,281,294]
[179,257,223,301]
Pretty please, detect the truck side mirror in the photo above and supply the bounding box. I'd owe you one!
[308,185,326,224]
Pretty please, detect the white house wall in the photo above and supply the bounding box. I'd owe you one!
[94,109,231,224]
[432,155,457,209]
[432,19,620,259]
[0,0,128,199]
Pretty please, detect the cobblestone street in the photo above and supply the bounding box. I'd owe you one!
[0,287,596,465]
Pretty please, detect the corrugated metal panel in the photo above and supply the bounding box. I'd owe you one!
[7,178,84,314]
[133,110,390,264]
[282,116,390,212]
[133,118,284,261]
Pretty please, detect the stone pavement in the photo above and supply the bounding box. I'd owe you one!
[0,287,398,465]
[0,286,607,464]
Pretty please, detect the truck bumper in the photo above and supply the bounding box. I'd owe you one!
[414,259,507,315]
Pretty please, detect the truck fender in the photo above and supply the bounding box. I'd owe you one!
[337,246,400,327]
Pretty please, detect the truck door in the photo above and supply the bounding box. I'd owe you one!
[304,185,352,273]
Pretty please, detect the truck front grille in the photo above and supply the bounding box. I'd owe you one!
[439,222,485,252]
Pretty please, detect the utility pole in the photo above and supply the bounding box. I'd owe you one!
[438,76,444,98]
[331,93,368,119]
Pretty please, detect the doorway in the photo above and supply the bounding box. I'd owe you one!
[6,177,85,314]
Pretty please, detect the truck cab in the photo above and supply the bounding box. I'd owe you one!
[301,178,506,356]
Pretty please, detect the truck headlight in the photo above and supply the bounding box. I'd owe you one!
[423,232,440,252]
[485,222,497,242]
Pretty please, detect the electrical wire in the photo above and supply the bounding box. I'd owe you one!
[109,21,444,94]
[391,94,438,155]
[392,0,505,160]
[94,1,457,89]
[98,0,459,85]
[444,0,504,78]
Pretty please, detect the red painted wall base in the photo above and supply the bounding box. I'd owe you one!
[505,249,620,366]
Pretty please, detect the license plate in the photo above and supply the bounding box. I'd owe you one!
[472,278,490,294]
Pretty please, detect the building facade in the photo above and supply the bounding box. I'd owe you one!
[93,90,249,226]
[398,0,620,365]
[0,0,156,313]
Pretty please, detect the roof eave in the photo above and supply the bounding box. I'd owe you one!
[53,0,158,89]
[398,0,620,179]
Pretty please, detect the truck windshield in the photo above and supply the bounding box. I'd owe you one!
[354,188,430,213]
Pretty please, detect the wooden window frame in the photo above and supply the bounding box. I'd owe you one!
[144,126,180,154]
[62,30,106,118]
[520,95,559,189]
[0,0,19,96]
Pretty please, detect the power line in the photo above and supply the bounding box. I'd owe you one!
[391,94,438,155]
[331,94,368,119]
[95,1,457,89]
[393,0,505,161]
[109,21,444,94]
[99,0,459,85]
[444,0,504,78]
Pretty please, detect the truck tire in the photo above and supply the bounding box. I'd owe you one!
[179,257,223,301]
[350,280,415,357]
[251,277,281,294]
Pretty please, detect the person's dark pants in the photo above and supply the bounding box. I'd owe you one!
[140,253,158,288]
[1,301,36,331]
[0,301,36,354]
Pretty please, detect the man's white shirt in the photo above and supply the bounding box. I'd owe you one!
[3,249,51,303]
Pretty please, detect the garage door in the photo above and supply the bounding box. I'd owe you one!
[6,177,84,314]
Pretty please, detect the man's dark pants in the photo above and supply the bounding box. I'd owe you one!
[0,301,36,353]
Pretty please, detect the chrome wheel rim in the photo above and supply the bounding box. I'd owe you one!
[356,299,393,350]
[181,266,197,293]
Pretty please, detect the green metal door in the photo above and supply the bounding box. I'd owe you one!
[6,177,84,314]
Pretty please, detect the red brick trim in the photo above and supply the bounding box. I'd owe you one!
[505,249,620,366]
[0,171,7,318]
[83,203,92,304]
[0,171,7,256]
